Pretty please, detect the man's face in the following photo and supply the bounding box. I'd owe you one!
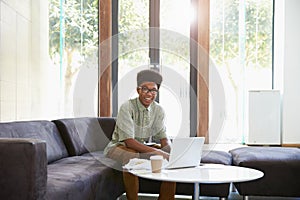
[137,82,158,108]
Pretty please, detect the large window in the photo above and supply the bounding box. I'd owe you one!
[49,0,99,117]
[210,0,273,143]
[116,0,192,138]
[114,0,273,143]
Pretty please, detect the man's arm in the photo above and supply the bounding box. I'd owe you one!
[124,138,169,159]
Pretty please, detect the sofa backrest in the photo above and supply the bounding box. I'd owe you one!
[0,120,69,163]
[53,117,116,156]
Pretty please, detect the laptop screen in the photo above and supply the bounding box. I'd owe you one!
[165,137,205,169]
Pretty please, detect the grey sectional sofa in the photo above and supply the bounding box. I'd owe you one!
[0,117,232,200]
[4,117,299,200]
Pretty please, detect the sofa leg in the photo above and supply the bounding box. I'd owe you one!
[243,196,249,200]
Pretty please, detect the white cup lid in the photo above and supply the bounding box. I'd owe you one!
[150,155,163,160]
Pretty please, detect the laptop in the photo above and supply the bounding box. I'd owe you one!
[164,137,205,169]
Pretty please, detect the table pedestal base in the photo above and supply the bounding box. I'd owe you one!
[193,183,200,200]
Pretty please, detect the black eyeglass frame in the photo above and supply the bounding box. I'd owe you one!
[138,86,159,95]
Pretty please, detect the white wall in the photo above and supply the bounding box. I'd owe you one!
[282,0,300,144]
[0,0,60,121]
[0,0,31,121]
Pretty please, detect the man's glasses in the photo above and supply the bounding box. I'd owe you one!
[138,86,158,95]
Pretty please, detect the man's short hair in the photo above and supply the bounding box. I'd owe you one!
[137,69,163,88]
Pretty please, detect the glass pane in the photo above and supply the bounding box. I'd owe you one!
[49,0,99,117]
[210,0,273,143]
[160,0,191,138]
[117,0,150,108]
[117,0,191,138]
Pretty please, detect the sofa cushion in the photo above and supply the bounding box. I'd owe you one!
[46,155,124,200]
[230,146,300,165]
[53,117,115,156]
[0,120,68,163]
[81,150,123,171]
[201,150,232,165]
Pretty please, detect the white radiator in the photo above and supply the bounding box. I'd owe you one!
[247,90,281,145]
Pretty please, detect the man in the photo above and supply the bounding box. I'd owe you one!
[104,69,176,200]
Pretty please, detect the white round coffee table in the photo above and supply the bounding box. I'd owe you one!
[130,164,264,199]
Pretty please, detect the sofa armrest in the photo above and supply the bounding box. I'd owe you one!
[0,138,47,200]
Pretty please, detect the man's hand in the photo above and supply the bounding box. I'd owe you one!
[156,149,170,160]
[124,138,170,160]
[160,138,172,153]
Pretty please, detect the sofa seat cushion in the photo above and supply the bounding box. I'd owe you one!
[46,156,124,200]
[81,150,123,171]
[0,120,68,163]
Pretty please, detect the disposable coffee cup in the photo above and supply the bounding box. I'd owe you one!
[150,155,163,173]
